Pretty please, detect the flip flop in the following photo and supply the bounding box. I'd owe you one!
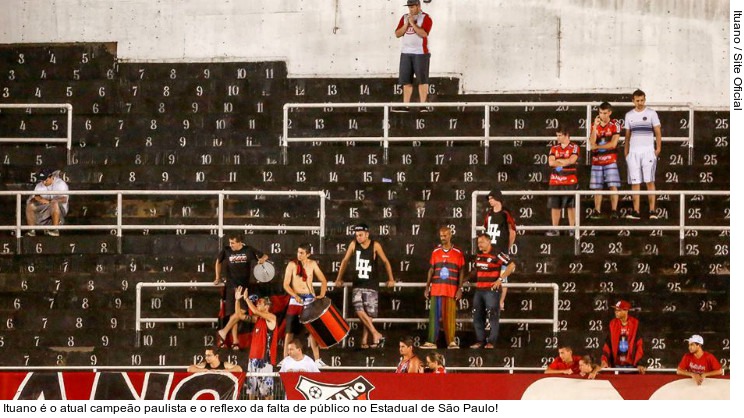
[231,343,241,351]
[360,344,370,349]
[216,331,227,348]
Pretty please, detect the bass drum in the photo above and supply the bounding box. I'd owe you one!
[299,298,350,348]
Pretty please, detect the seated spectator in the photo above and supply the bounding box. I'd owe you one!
[544,345,582,375]
[187,346,242,373]
[676,334,723,385]
[278,339,320,373]
[578,355,601,379]
[588,102,622,219]
[25,168,69,236]
[424,351,446,374]
[396,336,423,373]
[546,125,580,236]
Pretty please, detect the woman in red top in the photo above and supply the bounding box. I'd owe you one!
[425,352,446,374]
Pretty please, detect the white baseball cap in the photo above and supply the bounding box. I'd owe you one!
[684,335,704,345]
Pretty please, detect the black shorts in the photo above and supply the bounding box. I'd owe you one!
[547,184,578,209]
[398,53,430,85]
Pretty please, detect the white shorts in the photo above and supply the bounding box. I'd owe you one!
[625,150,657,184]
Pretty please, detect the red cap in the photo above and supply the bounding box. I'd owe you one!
[613,300,632,311]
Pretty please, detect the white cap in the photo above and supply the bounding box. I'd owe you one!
[685,334,704,345]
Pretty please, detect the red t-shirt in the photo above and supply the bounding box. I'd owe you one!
[591,119,620,165]
[549,143,580,186]
[548,355,582,374]
[429,246,466,298]
[677,351,722,374]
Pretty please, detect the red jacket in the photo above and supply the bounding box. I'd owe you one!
[601,316,644,367]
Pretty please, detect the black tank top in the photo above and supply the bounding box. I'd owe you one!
[352,240,377,289]
[204,361,227,370]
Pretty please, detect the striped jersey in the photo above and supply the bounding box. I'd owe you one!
[624,108,660,153]
[429,245,465,298]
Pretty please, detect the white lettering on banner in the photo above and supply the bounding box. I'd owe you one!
[355,251,372,279]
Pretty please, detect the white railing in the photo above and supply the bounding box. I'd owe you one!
[281,101,694,164]
[471,190,730,255]
[134,281,559,349]
[0,103,73,162]
[0,189,327,253]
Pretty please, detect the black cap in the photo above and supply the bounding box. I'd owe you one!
[38,168,55,181]
[353,223,369,232]
[487,189,503,202]
[405,0,420,5]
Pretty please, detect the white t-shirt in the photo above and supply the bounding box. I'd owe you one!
[279,355,319,373]
[624,107,660,153]
[32,177,69,212]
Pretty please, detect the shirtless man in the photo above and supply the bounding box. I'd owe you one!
[283,243,328,368]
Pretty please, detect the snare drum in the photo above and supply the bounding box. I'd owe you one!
[300,298,350,348]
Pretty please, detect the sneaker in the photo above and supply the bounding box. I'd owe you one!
[648,209,661,220]
[588,209,603,220]
[25,230,36,237]
[420,342,437,349]
[390,106,410,113]
[545,230,560,237]
[447,342,460,349]
[315,359,328,368]
[610,211,619,220]
[419,106,433,113]
[624,211,641,220]
[484,343,495,349]
[45,230,60,236]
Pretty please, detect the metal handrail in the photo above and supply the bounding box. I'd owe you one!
[0,189,327,254]
[0,103,73,163]
[281,101,694,164]
[471,190,730,255]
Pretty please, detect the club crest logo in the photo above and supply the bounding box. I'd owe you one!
[295,376,375,400]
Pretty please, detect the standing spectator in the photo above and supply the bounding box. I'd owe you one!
[282,243,328,368]
[396,336,424,373]
[676,334,723,385]
[469,233,515,349]
[578,355,601,379]
[393,0,433,112]
[623,89,662,219]
[187,346,242,373]
[546,125,580,236]
[25,168,69,236]
[243,293,277,399]
[588,102,622,219]
[421,226,465,350]
[424,351,446,373]
[482,189,517,255]
[335,223,396,349]
[600,300,646,373]
[278,339,320,373]
[544,345,582,375]
[214,233,269,348]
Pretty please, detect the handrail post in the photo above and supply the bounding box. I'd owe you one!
[15,194,22,254]
[585,105,592,165]
[484,105,490,164]
[218,193,225,248]
[383,105,390,164]
[319,191,326,254]
[66,104,73,165]
[552,283,559,334]
[281,104,289,165]
[471,191,479,253]
[117,193,123,254]
[688,107,694,165]
[135,282,142,348]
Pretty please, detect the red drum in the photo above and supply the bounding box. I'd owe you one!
[300,298,350,348]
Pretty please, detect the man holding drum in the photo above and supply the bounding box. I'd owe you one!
[282,243,328,368]
[335,223,396,349]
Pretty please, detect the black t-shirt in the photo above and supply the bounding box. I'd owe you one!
[217,244,265,287]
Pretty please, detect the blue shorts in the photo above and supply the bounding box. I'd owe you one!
[590,163,622,189]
